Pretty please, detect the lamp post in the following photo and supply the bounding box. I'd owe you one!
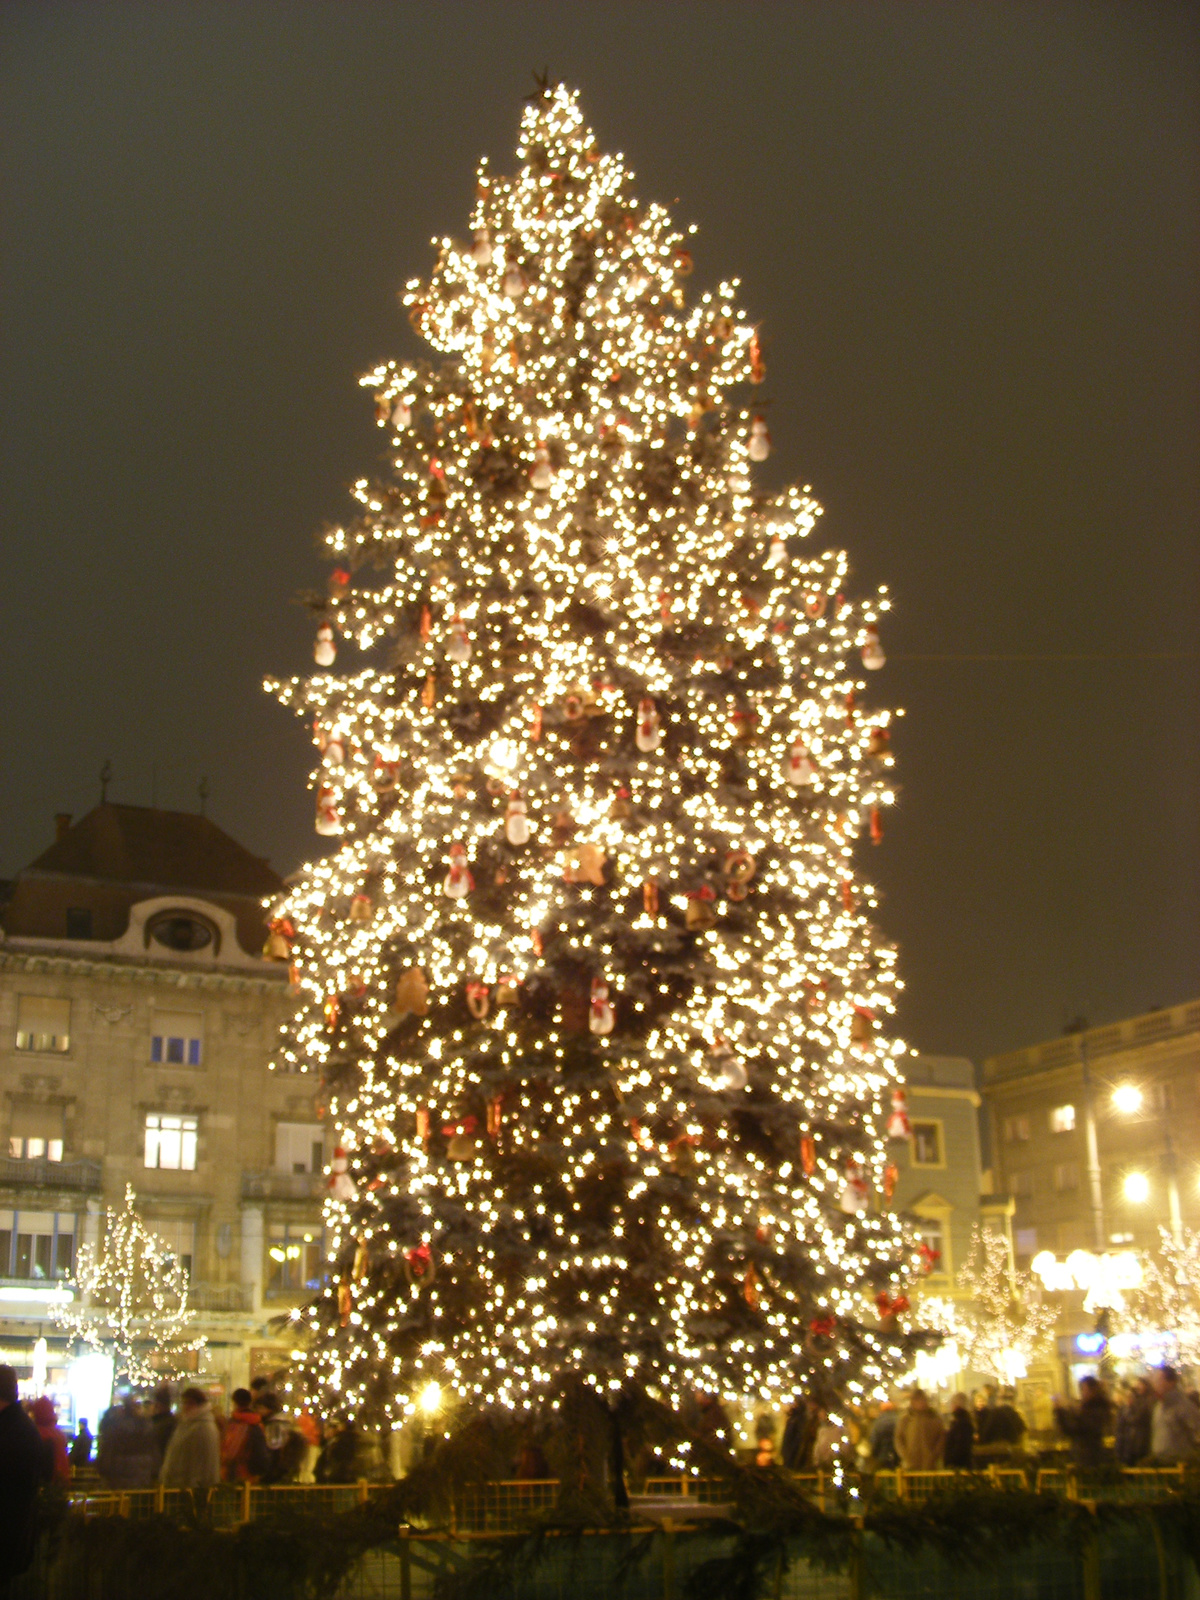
[1079,1034,1107,1251]
[1113,1082,1183,1245]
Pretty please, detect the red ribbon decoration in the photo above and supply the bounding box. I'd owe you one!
[405,1244,431,1278]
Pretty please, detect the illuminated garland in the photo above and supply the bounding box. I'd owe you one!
[1125,1228,1200,1366]
[54,1184,205,1386]
[925,1228,1057,1383]
[267,85,928,1429]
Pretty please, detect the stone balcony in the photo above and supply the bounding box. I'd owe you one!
[0,1156,103,1192]
[240,1170,323,1202]
[187,1281,253,1314]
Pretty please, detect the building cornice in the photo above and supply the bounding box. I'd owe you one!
[908,1083,981,1107]
[984,1000,1200,1085]
[0,947,287,995]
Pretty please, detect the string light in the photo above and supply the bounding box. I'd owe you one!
[266,86,924,1427]
[927,1229,1056,1383]
[54,1185,205,1387]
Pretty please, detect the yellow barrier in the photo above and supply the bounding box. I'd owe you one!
[64,1465,1196,1528]
[451,1478,559,1533]
[66,1482,395,1527]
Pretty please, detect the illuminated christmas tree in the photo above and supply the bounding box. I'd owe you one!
[54,1185,205,1386]
[924,1229,1056,1385]
[267,85,925,1464]
[1125,1227,1200,1367]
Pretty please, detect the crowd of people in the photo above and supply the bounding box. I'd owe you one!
[79,1377,392,1490]
[756,1383,1028,1473]
[747,1368,1200,1475]
[5,1359,1200,1581]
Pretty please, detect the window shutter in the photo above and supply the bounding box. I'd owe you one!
[9,1103,64,1141]
[16,996,71,1050]
[150,1011,203,1065]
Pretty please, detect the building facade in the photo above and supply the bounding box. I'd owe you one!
[887,1053,992,1300]
[983,1002,1200,1393]
[982,1001,1200,1265]
[0,804,316,1412]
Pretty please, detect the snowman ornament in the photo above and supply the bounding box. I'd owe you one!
[635,697,661,753]
[315,787,341,837]
[839,1162,870,1215]
[530,445,553,492]
[327,1148,357,1203]
[588,977,615,1036]
[784,741,818,787]
[314,622,336,666]
[505,794,531,846]
[861,625,886,670]
[887,1088,912,1140]
[446,618,472,664]
[471,227,493,267]
[748,415,771,462]
[764,533,788,571]
[710,1036,748,1091]
[443,842,474,899]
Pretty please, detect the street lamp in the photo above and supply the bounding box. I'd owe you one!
[418,1381,442,1415]
[1123,1172,1151,1205]
[1112,1083,1182,1243]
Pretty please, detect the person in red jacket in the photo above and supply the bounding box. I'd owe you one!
[29,1396,70,1484]
[219,1389,271,1483]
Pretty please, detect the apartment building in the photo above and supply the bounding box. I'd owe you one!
[0,803,317,1405]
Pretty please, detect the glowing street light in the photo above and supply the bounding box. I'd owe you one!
[1112,1083,1182,1242]
[418,1381,442,1415]
[1124,1172,1151,1204]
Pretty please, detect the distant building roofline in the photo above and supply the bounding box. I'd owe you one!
[15,802,284,900]
[983,999,1200,1084]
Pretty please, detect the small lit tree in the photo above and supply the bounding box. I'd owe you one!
[935,1228,1057,1384]
[54,1185,205,1386]
[1125,1226,1200,1367]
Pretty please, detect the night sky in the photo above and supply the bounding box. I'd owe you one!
[2,3,1196,1066]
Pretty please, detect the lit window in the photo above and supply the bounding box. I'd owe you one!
[150,1012,203,1067]
[1004,1115,1030,1143]
[144,1114,198,1171]
[7,1138,63,1162]
[0,1209,75,1279]
[15,996,70,1054]
[266,1224,323,1292]
[274,1123,325,1175]
[1049,1104,1076,1133]
[910,1122,942,1166]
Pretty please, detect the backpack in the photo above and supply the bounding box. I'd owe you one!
[220,1416,269,1483]
[220,1419,252,1481]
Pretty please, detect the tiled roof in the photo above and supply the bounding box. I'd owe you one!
[22,804,283,899]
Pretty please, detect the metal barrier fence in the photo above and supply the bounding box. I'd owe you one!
[450,1477,561,1532]
[12,1473,1198,1600]
[63,1466,1196,1528]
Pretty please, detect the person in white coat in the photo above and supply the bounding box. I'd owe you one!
[160,1388,220,1488]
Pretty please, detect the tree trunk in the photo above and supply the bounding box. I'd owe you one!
[608,1401,629,1510]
